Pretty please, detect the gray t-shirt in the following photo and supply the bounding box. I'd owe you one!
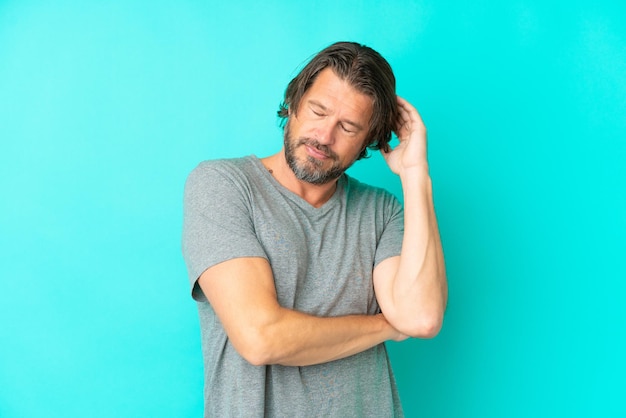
[182,155,405,417]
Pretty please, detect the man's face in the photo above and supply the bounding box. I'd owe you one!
[284,68,374,185]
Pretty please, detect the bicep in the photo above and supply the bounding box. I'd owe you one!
[197,256,281,352]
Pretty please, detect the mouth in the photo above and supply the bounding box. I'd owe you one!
[304,144,330,160]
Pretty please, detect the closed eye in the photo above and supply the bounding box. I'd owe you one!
[309,106,325,117]
[340,123,355,134]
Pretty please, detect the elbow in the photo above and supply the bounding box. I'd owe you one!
[231,327,280,367]
[238,347,271,367]
[242,354,271,368]
[411,316,443,339]
[395,311,444,339]
[227,308,296,366]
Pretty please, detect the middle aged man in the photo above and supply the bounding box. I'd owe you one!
[182,41,447,417]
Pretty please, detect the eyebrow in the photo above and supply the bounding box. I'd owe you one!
[308,100,366,131]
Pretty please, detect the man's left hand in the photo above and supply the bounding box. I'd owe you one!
[382,96,428,175]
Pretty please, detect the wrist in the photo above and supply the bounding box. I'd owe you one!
[399,165,432,191]
[399,163,429,179]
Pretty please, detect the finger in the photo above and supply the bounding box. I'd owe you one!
[395,96,415,131]
[396,96,417,117]
[396,96,425,128]
[394,105,412,139]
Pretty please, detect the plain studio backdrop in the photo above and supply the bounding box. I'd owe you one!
[1,1,624,417]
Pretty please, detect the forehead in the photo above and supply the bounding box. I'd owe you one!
[301,68,373,122]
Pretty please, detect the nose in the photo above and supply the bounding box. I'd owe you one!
[315,119,336,145]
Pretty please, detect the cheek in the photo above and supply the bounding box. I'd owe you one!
[337,143,365,163]
[290,119,314,139]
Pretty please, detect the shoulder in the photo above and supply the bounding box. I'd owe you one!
[184,156,263,208]
[185,156,260,190]
[188,156,256,180]
[343,174,400,206]
[342,174,403,224]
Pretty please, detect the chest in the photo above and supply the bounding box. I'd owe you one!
[252,197,380,316]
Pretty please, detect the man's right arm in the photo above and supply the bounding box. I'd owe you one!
[198,256,405,367]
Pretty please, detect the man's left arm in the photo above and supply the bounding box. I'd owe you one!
[373,96,448,338]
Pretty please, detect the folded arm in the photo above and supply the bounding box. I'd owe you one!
[198,256,405,367]
[374,96,448,338]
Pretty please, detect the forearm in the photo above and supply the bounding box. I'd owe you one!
[400,165,446,289]
[199,258,404,368]
[386,166,447,336]
[252,310,400,367]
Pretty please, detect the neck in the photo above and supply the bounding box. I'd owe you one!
[261,151,338,208]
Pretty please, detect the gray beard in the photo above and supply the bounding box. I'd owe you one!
[283,123,354,185]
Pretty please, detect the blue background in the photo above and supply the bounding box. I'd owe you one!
[1,1,625,417]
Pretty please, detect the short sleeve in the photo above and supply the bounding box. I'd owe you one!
[373,192,404,267]
[181,161,268,301]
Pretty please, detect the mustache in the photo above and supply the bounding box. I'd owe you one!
[297,138,339,160]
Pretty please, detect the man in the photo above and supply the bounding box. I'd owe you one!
[182,41,447,417]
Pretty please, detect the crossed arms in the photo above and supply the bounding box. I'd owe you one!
[195,98,447,367]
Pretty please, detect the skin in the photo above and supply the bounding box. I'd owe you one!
[267,68,374,207]
[374,96,448,337]
[197,68,447,366]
